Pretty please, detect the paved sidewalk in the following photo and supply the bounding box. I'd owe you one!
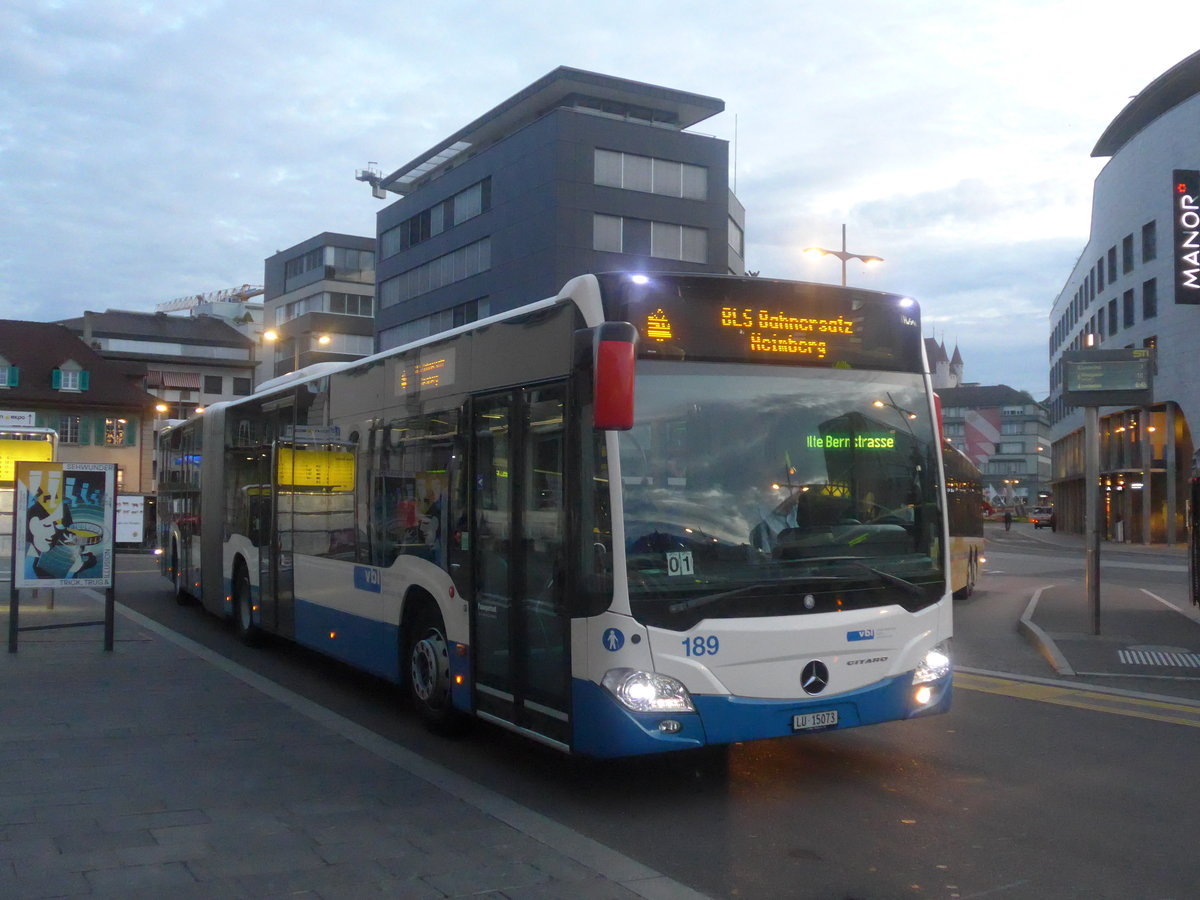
[1,590,707,900]
[995,524,1200,700]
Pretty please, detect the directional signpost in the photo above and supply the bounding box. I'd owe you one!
[1061,348,1155,634]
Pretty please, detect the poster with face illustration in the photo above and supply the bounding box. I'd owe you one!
[13,461,115,588]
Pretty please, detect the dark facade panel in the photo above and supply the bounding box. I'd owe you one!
[375,101,731,346]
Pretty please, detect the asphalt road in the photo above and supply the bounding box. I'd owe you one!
[115,548,1200,899]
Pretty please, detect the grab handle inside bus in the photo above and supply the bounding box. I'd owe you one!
[592,322,637,431]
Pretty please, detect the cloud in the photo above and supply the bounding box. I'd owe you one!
[1,0,1197,401]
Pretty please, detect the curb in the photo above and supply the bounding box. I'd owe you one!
[1017,585,1076,676]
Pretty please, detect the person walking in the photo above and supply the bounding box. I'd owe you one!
[1003,510,1012,532]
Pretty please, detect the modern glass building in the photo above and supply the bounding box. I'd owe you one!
[1047,50,1200,543]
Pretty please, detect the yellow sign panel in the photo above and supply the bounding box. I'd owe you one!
[0,438,54,484]
[646,308,674,342]
[718,307,856,359]
[276,448,355,491]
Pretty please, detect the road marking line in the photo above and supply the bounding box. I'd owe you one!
[954,671,1200,728]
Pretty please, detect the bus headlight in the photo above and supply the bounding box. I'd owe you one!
[912,642,951,685]
[601,668,695,713]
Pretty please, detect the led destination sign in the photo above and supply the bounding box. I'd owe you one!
[805,432,896,450]
[604,275,923,373]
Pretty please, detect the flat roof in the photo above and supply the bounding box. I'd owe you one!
[1092,49,1200,157]
[380,66,724,195]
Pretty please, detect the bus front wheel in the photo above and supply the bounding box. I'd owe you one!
[404,602,464,733]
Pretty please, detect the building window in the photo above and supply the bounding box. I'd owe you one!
[0,365,14,388]
[593,214,623,253]
[1108,246,1117,279]
[651,222,707,263]
[943,422,964,437]
[327,292,373,316]
[1142,220,1157,263]
[1143,278,1157,319]
[104,417,129,445]
[380,178,492,259]
[1122,289,1134,328]
[283,247,324,290]
[997,442,1024,455]
[1122,234,1134,274]
[594,214,706,263]
[233,377,252,396]
[58,415,82,444]
[379,237,492,308]
[1097,307,1106,338]
[728,217,745,257]
[987,460,1023,475]
[53,368,87,391]
[1000,422,1025,435]
[594,150,708,200]
[328,247,374,283]
[1001,405,1026,417]
[1107,299,1118,336]
[1097,257,1105,290]
[204,375,223,395]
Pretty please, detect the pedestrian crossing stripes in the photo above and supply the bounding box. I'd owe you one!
[1119,649,1200,668]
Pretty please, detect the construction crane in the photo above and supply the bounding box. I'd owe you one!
[156,284,264,313]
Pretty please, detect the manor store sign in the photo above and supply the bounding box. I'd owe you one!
[1175,169,1200,304]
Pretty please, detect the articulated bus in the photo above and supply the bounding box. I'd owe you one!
[158,272,953,758]
[942,443,985,598]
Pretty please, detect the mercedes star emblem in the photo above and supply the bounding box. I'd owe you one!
[801,660,830,695]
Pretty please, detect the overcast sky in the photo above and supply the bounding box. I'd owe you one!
[3,1,1196,397]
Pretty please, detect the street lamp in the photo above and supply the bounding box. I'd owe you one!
[262,329,331,375]
[803,224,884,286]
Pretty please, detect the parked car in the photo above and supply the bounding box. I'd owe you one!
[1030,506,1055,529]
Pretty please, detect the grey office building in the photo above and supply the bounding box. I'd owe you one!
[370,67,745,350]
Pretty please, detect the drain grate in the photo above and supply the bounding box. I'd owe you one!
[1119,648,1200,668]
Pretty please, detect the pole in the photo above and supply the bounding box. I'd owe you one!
[1084,405,1101,634]
[8,519,16,652]
[840,224,848,286]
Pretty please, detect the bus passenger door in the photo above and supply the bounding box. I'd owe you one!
[471,384,570,746]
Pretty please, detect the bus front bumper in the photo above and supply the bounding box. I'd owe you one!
[571,670,952,759]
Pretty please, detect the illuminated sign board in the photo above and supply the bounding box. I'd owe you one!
[276,447,355,491]
[0,438,53,484]
[805,432,896,450]
[396,348,457,396]
[1061,348,1154,407]
[1175,170,1200,304]
[603,275,922,373]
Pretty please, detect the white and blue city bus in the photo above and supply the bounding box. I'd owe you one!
[158,272,952,758]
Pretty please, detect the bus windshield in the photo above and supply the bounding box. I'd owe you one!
[619,361,944,629]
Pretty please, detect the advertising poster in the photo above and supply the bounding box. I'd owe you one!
[115,494,145,544]
[13,461,116,589]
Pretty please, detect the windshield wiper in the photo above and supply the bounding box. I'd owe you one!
[663,559,927,616]
[667,582,786,614]
[774,555,928,600]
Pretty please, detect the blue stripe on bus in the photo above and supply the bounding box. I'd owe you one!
[571,671,952,759]
[293,600,401,683]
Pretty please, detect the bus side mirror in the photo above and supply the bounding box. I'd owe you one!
[593,322,637,431]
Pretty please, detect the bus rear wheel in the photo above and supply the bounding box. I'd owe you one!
[404,603,464,734]
[232,566,260,646]
[171,544,190,605]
